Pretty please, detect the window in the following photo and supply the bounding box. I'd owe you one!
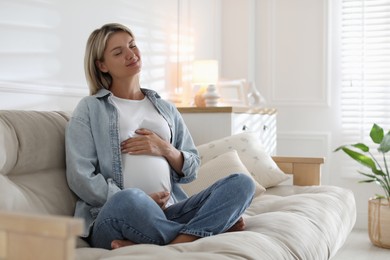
[340,0,390,147]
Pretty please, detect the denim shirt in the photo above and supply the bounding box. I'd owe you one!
[65,88,200,237]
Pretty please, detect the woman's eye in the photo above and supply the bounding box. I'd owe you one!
[114,52,122,56]
[130,44,137,49]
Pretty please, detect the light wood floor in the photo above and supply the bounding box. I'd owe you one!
[332,229,389,259]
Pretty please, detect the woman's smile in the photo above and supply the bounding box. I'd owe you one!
[126,59,139,67]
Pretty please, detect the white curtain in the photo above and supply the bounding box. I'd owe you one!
[340,0,390,145]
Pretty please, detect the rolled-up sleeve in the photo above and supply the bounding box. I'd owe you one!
[168,106,200,184]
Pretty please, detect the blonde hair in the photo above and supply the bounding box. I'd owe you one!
[84,23,134,95]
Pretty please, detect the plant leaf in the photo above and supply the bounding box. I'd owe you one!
[378,131,390,153]
[370,124,384,144]
[357,171,377,179]
[372,168,386,176]
[358,179,376,183]
[352,143,369,152]
[374,194,386,199]
[334,143,369,153]
[341,147,377,170]
[334,145,345,152]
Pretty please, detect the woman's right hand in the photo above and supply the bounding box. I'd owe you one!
[149,191,170,209]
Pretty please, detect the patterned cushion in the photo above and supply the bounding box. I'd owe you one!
[197,132,288,188]
[181,150,266,197]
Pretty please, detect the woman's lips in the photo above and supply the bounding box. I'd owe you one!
[126,59,139,67]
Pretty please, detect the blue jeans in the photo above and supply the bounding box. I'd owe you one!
[90,173,255,249]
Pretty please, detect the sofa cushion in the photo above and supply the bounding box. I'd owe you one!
[0,113,17,175]
[181,150,266,197]
[0,111,70,175]
[0,110,76,216]
[197,132,288,188]
[74,185,356,260]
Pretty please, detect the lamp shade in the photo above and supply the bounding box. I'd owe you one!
[192,60,219,84]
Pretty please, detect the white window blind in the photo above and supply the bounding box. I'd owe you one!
[341,0,390,147]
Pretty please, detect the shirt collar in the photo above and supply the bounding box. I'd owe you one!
[94,88,161,100]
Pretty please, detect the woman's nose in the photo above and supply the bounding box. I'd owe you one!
[125,49,135,60]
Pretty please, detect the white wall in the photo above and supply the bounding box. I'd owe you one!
[0,0,221,109]
[220,0,256,81]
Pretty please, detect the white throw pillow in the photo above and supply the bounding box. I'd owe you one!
[181,150,265,197]
[197,132,288,188]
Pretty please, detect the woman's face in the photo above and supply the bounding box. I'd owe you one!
[97,31,141,80]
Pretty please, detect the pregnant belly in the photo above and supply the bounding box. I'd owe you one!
[122,154,172,194]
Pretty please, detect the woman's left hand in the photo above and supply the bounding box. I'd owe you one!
[149,191,170,209]
[120,128,168,156]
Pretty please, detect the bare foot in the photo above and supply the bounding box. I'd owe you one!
[111,239,136,249]
[227,217,245,232]
[170,234,199,244]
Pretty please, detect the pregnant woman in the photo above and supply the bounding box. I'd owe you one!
[65,23,255,250]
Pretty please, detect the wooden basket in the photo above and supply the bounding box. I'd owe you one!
[368,198,390,249]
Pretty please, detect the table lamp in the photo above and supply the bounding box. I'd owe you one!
[192,60,219,107]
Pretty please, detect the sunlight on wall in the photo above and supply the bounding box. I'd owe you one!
[177,29,195,105]
[0,0,196,109]
[0,0,61,81]
[117,0,193,100]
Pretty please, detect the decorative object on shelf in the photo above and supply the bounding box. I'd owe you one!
[203,84,219,107]
[194,87,206,107]
[217,79,266,107]
[245,81,266,107]
[335,123,390,249]
[192,60,219,107]
[217,79,246,106]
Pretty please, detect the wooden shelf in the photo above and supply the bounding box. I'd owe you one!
[177,106,277,115]
[272,156,325,164]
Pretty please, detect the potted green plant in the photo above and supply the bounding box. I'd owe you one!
[335,123,390,248]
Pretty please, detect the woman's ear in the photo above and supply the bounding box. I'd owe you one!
[96,60,108,73]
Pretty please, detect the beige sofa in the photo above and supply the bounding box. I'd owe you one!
[0,110,356,260]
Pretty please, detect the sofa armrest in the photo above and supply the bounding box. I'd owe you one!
[272,156,325,186]
[0,211,83,260]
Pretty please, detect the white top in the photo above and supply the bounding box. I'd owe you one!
[111,95,174,206]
